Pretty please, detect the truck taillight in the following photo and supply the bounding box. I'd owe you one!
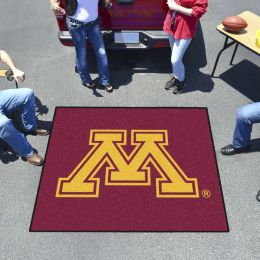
[56,16,67,31]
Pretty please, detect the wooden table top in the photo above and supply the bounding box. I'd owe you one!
[217,11,260,55]
[0,69,9,77]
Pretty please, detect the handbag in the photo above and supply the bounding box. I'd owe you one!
[170,10,177,30]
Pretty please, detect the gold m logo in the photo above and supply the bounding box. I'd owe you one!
[56,130,199,198]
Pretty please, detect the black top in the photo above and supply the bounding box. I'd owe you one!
[66,0,78,16]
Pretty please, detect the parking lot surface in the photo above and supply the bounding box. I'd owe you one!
[0,1,259,259]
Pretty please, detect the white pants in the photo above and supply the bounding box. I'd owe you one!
[168,35,192,82]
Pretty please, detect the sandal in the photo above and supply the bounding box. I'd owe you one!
[22,153,44,166]
[82,81,96,89]
[30,128,50,136]
[104,84,113,93]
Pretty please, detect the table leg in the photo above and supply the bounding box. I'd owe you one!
[230,43,239,65]
[211,37,236,77]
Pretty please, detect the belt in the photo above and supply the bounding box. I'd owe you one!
[67,17,99,25]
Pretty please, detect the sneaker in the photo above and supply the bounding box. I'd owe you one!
[172,79,186,94]
[164,76,176,90]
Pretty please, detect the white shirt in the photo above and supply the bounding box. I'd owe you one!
[71,0,99,23]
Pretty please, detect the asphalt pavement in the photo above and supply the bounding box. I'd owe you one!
[0,0,259,259]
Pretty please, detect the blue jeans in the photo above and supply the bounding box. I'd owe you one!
[67,17,110,86]
[233,102,260,148]
[168,35,192,82]
[0,88,37,157]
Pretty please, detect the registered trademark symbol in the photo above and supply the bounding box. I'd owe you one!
[202,189,211,198]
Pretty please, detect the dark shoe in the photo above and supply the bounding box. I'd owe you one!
[23,153,44,166]
[30,128,49,136]
[0,138,10,152]
[82,81,96,89]
[103,84,113,93]
[172,79,186,94]
[221,144,251,155]
[256,190,260,202]
[164,76,176,90]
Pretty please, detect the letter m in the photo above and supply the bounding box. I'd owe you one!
[56,130,199,198]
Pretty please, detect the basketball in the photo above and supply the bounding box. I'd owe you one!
[222,16,248,32]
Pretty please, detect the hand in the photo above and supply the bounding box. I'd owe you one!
[104,0,112,8]
[12,68,25,84]
[167,0,179,11]
[51,1,66,16]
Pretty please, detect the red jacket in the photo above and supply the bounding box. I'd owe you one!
[163,0,208,39]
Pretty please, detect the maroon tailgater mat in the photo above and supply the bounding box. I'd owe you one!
[30,108,229,232]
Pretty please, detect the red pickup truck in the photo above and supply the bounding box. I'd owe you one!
[56,0,169,49]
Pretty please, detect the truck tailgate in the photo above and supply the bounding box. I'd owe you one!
[100,0,168,30]
[57,0,169,48]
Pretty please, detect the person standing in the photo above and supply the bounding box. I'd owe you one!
[0,50,49,166]
[50,0,113,92]
[163,0,208,94]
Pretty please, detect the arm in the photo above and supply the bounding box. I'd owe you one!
[50,0,66,16]
[190,0,208,18]
[167,0,192,16]
[167,0,208,18]
[0,50,25,83]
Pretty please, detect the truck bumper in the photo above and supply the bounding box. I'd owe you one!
[58,30,169,49]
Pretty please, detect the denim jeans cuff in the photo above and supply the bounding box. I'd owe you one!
[23,150,34,158]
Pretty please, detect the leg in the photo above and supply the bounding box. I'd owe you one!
[67,17,93,84]
[0,113,33,157]
[171,38,192,82]
[164,35,176,90]
[168,34,174,50]
[88,23,110,86]
[232,102,260,148]
[0,88,37,132]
